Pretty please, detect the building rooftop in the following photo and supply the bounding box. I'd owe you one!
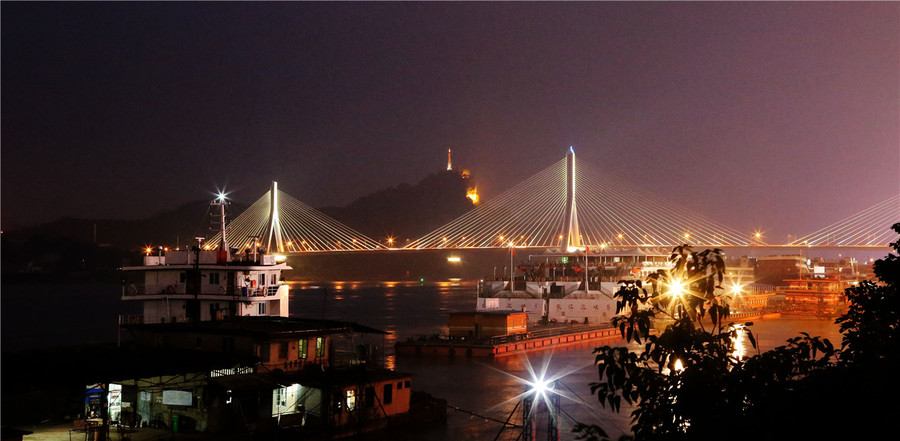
[210,365,410,390]
[121,315,388,338]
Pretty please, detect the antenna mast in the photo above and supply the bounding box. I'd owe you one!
[211,193,231,263]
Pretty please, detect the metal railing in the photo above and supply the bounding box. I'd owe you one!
[123,283,284,297]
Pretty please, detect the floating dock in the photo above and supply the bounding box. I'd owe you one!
[396,311,783,358]
[395,325,622,358]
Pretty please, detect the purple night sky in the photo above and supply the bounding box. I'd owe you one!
[2,2,898,242]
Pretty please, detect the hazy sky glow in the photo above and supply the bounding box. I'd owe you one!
[2,2,898,242]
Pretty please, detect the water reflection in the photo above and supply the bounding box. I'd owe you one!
[288,282,842,440]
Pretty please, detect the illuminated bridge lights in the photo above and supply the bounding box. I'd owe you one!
[206,186,385,253]
[204,163,897,252]
[789,195,900,247]
[407,155,757,249]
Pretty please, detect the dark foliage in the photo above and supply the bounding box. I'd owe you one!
[577,223,900,440]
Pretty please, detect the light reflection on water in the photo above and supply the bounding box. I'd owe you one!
[0,282,847,440]
[289,282,842,440]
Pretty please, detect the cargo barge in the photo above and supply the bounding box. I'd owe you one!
[396,246,782,358]
[395,323,622,358]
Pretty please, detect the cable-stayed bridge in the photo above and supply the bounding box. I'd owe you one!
[788,196,899,247]
[408,149,757,249]
[207,182,384,253]
[207,151,898,253]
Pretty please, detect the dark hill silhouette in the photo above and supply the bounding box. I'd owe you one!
[1,171,476,277]
[1,199,248,277]
[319,170,476,243]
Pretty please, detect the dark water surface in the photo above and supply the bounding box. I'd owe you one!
[2,281,843,440]
[288,281,843,440]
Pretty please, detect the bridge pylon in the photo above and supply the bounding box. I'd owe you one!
[564,147,583,252]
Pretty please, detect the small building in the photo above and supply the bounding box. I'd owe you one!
[757,255,808,285]
[101,316,411,436]
[780,277,846,305]
[448,311,528,339]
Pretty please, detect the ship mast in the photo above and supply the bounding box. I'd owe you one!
[212,193,231,263]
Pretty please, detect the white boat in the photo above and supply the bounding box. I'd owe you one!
[475,247,673,325]
[121,197,291,324]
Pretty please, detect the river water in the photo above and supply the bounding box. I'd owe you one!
[1,281,843,440]
[288,280,843,441]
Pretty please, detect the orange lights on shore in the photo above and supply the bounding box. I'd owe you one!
[466,186,479,205]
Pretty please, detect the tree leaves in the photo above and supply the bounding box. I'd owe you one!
[578,225,900,441]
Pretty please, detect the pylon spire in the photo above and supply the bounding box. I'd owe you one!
[564,147,582,252]
[266,181,285,253]
[447,148,453,171]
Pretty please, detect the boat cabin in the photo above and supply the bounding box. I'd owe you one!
[121,248,291,324]
[448,311,528,339]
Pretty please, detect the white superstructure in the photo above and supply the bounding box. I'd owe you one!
[121,195,292,324]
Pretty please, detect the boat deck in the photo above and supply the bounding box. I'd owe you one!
[395,323,621,358]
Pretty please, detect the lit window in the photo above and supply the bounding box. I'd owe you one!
[346,390,356,411]
[315,337,325,357]
[298,339,308,359]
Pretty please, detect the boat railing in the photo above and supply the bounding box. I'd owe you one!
[239,285,283,297]
[118,314,144,325]
[124,283,284,297]
[512,322,613,341]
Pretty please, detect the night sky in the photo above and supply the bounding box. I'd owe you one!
[2,2,898,243]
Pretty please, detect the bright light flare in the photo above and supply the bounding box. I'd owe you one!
[668,279,686,298]
[213,188,230,203]
[478,351,588,421]
[528,375,555,398]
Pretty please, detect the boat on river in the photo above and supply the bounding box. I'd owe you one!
[91,193,427,439]
[396,247,669,357]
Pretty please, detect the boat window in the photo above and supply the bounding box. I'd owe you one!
[383,384,393,405]
[258,302,267,315]
[298,339,308,359]
[315,337,325,357]
[346,390,356,411]
[365,387,375,407]
[209,273,220,284]
[259,273,266,286]
[222,337,235,353]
